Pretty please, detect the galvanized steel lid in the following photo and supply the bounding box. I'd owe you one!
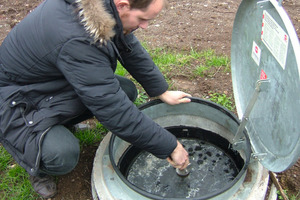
[231,0,300,172]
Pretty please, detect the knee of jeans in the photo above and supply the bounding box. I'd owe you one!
[126,80,138,102]
[130,85,138,102]
[58,144,80,173]
[116,75,138,102]
[41,142,80,175]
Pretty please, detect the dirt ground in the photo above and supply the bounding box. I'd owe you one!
[0,0,299,199]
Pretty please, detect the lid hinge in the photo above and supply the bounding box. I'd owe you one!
[231,139,246,150]
[232,79,270,147]
[251,152,267,162]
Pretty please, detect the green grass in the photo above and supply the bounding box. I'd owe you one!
[277,190,300,200]
[134,89,149,106]
[149,47,204,74]
[115,61,128,77]
[73,122,107,147]
[0,145,12,171]
[0,146,42,200]
[145,46,230,79]
[193,49,230,77]
[194,64,210,77]
[151,48,192,69]
[208,91,234,111]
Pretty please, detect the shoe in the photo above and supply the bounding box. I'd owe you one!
[29,174,57,198]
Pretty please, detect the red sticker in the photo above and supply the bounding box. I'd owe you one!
[260,69,267,80]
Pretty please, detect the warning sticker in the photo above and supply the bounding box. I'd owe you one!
[261,10,289,69]
[260,69,267,80]
[251,41,261,66]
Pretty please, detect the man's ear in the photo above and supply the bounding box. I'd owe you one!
[114,0,130,12]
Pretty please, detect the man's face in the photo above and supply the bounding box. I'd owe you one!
[116,0,164,34]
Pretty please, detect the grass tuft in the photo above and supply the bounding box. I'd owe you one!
[0,146,42,200]
[207,91,234,111]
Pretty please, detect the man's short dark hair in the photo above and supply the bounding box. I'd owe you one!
[129,0,165,10]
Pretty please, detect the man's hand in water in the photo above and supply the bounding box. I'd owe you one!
[167,141,190,170]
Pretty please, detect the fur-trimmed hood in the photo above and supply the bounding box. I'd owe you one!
[74,0,117,43]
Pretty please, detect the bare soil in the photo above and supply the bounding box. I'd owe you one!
[0,0,299,199]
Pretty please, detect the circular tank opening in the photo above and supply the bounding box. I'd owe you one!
[111,126,246,200]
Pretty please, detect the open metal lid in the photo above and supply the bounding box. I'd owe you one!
[231,0,300,172]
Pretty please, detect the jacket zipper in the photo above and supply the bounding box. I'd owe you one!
[111,42,125,66]
[34,127,52,169]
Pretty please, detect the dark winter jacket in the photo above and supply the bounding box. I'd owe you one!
[0,0,177,175]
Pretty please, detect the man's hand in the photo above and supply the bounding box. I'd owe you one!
[167,141,190,170]
[159,91,192,105]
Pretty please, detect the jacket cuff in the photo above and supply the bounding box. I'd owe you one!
[151,133,177,159]
[145,80,169,97]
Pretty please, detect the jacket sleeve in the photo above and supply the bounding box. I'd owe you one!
[56,38,177,158]
[118,34,169,97]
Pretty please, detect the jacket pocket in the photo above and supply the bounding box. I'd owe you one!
[0,92,36,153]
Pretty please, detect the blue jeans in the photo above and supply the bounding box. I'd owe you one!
[38,75,137,176]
